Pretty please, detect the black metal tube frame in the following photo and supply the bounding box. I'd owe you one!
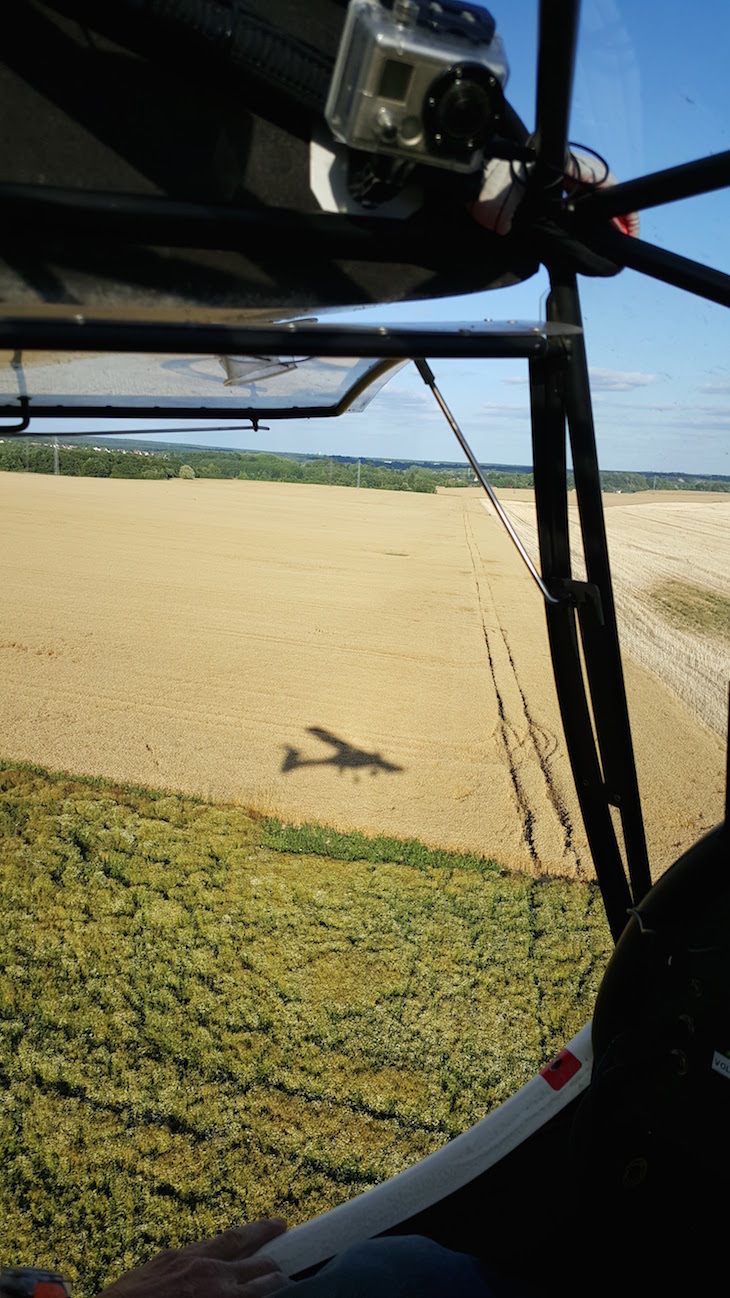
[4,155,730,318]
[0,319,556,360]
[578,224,730,310]
[575,150,730,220]
[0,182,501,266]
[0,319,559,424]
[533,0,581,189]
[548,273,651,907]
[528,274,652,937]
[528,348,631,941]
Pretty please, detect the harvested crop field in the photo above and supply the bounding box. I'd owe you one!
[0,473,725,880]
[499,490,730,739]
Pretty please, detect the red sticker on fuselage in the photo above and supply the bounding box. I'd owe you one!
[540,1048,582,1090]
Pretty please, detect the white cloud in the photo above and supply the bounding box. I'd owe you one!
[587,368,658,392]
[697,379,730,394]
[379,385,441,421]
[594,399,730,427]
[479,401,530,421]
[502,369,658,392]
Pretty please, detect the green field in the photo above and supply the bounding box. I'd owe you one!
[651,577,730,639]
[0,763,611,1296]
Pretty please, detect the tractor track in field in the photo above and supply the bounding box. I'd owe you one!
[462,501,582,876]
[462,503,537,863]
[500,629,580,873]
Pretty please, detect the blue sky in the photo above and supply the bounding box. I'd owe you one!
[28,1,730,474]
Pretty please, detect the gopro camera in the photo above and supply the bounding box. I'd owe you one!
[325,0,508,174]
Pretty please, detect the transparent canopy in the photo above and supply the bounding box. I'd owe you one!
[0,352,409,420]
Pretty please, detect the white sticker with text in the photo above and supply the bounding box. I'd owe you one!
[711,1051,730,1081]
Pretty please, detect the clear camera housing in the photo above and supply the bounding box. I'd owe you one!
[325,0,509,174]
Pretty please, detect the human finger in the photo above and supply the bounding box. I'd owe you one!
[239,1272,292,1296]
[199,1220,287,1262]
[229,1254,285,1282]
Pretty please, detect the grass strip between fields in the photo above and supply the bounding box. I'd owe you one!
[0,761,611,1297]
[261,818,502,875]
[650,577,730,639]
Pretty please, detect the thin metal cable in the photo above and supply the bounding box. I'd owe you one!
[414,357,560,606]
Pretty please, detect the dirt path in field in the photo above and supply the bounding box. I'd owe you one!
[0,474,724,879]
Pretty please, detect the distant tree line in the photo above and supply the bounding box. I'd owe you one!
[586,471,730,493]
[0,442,445,492]
[0,440,727,493]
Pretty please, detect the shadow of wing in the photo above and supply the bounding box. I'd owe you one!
[308,726,348,752]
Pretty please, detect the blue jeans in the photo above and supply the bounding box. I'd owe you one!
[293,1236,522,1297]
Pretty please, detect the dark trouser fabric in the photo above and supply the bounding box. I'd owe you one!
[293,1236,511,1298]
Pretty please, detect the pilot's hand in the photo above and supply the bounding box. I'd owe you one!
[97,1218,290,1298]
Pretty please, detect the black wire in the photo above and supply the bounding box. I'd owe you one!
[508,156,564,191]
[506,141,611,193]
[508,155,529,188]
[565,142,611,189]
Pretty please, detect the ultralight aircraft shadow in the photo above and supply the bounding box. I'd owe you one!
[281,727,404,778]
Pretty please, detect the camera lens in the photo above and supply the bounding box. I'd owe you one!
[423,64,503,159]
[440,81,488,140]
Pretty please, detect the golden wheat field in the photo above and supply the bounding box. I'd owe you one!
[0,472,725,879]
[499,490,730,738]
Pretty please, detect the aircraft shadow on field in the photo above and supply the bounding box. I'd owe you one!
[281,726,404,780]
